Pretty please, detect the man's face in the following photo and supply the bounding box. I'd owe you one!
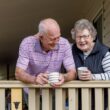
[40,28,61,52]
[75,29,94,52]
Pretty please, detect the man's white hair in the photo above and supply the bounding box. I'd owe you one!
[38,18,60,35]
[71,28,75,40]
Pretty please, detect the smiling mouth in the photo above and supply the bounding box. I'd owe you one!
[50,43,56,47]
[80,43,86,46]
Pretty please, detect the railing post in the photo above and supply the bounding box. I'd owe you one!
[11,88,22,110]
[0,89,5,110]
[29,88,40,110]
[42,88,52,110]
[55,89,64,110]
[68,88,78,110]
[1,80,110,110]
[108,88,110,110]
[95,88,104,110]
[82,88,91,110]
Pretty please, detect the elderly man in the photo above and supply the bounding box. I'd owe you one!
[15,18,76,87]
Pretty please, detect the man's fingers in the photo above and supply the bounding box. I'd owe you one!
[39,74,48,83]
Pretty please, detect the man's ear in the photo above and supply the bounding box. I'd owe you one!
[39,35,44,42]
[39,35,43,39]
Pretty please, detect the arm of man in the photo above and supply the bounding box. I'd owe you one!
[15,37,37,84]
[62,39,77,82]
[15,37,48,85]
[52,68,76,87]
[52,40,76,87]
[15,67,49,85]
[15,67,36,84]
[63,68,76,82]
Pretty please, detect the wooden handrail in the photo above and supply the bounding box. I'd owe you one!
[0,80,110,110]
[0,80,110,88]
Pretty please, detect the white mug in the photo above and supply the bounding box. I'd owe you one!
[48,72,59,83]
[77,67,88,77]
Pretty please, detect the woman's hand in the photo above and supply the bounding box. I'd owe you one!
[79,69,93,80]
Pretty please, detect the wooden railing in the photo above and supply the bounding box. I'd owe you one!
[0,80,110,110]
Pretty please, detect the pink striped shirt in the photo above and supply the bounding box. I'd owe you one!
[16,36,75,76]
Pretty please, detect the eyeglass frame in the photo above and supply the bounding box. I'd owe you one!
[75,35,90,40]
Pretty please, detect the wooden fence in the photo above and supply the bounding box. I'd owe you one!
[0,80,110,110]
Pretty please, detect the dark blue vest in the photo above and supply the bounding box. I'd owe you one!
[72,39,109,74]
[72,39,110,110]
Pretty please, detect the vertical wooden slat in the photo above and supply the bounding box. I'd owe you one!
[55,89,64,110]
[68,88,78,110]
[82,88,91,110]
[0,89,5,110]
[42,89,52,110]
[29,88,40,110]
[95,88,104,110]
[11,88,22,110]
[108,88,110,110]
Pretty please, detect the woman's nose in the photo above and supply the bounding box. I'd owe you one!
[80,37,85,42]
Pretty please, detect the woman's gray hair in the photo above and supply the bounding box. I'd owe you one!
[38,18,60,35]
[71,19,97,40]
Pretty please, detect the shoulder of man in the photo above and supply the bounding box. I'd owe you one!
[59,37,70,45]
[19,36,38,47]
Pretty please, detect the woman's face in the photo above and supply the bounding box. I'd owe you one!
[75,29,94,52]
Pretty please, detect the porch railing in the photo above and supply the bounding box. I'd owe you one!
[0,80,110,110]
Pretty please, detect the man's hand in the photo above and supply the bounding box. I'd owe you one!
[35,73,49,85]
[50,74,65,87]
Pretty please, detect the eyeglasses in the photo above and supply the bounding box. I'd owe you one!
[46,35,60,43]
[76,35,90,40]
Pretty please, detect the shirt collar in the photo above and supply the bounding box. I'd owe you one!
[34,38,59,53]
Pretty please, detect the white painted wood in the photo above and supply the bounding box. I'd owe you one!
[95,88,104,110]
[42,89,52,110]
[0,81,110,110]
[1,81,110,88]
[55,89,64,110]
[0,89,5,110]
[82,88,91,110]
[29,88,40,110]
[68,88,78,110]
[11,89,22,110]
[108,88,110,110]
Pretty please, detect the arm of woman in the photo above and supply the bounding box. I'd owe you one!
[92,51,110,80]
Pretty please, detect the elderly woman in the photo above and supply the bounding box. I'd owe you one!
[71,19,110,110]
[71,19,110,80]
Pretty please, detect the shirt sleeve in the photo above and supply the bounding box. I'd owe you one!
[92,51,110,80]
[16,38,29,70]
[63,40,75,71]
